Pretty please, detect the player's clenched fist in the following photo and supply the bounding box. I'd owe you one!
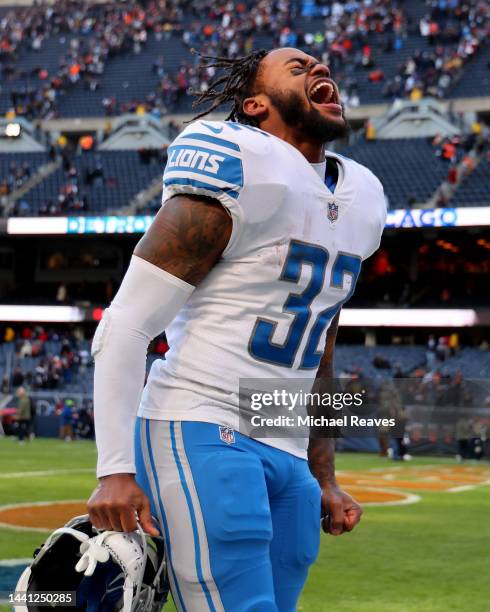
[87,473,159,536]
[321,485,363,536]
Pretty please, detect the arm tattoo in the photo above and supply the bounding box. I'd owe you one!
[307,310,341,488]
[134,195,232,286]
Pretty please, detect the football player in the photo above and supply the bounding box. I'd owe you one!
[88,47,387,611]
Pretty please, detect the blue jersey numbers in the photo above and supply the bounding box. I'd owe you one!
[249,240,361,370]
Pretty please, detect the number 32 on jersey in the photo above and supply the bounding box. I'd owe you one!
[249,240,361,370]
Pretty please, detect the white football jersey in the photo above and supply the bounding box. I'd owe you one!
[139,120,387,457]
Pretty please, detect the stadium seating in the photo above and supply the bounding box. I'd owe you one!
[56,36,191,118]
[1,0,488,118]
[449,45,490,99]
[3,338,93,393]
[0,2,488,217]
[0,30,478,116]
[0,152,49,196]
[2,340,487,397]
[20,150,164,215]
[449,156,490,207]
[0,152,47,177]
[8,135,478,216]
[437,347,490,378]
[146,345,490,381]
[339,138,448,208]
[137,193,161,215]
[335,345,427,379]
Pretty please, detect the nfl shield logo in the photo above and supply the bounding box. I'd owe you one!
[327,201,338,222]
[219,426,235,445]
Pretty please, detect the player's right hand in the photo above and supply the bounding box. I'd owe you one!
[87,473,159,536]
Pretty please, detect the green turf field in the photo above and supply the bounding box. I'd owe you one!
[1,438,489,611]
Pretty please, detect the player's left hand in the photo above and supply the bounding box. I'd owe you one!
[321,484,362,536]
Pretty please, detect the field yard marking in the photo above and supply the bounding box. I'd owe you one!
[338,464,490,502]
[344,486,421,507]
[448,479,490,493]
[1,464,487,532]
[364,490,421,507]
[0,468,93,479]
[0,500,86,532]
[0,559,31,566]
[0,523,51,533]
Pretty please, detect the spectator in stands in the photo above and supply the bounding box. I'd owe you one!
[373,354,391,369]
[436,336,450,361]
[426,335,437,369]
[365,119,377,142]
[441,140,457,162]
[11,367,24,388]
[4,326,15,343]
[447,165,458,184]
[19,340,33,358]
[393,363,404,379]
[449,333,460,355]
[56,283,67,303]
[1,0,488,117]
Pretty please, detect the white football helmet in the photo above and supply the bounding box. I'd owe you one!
[15,515,169,611]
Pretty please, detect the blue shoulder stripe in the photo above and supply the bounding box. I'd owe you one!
[183,132,241,152]
[165,177,240,200]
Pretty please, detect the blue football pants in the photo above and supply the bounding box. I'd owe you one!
[135,419,321,612]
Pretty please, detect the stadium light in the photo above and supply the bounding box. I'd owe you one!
[0,305,85,323]
[5,123,21,138]
[0,305,482,327]
[339,309,479,327]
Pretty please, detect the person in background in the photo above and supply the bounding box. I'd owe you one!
[471,420,486,461]
[426,334,437,369]
[16,386,32,444]
[455,415,471,462]
[59,398,74,441]
[449,332,459,356]
[377,380,394,457]
[11,366,24,388]
[4,326,15,343]
[365,118,377,141]
[382,380,412,460]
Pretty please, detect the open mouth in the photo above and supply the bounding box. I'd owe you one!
[308,80,339,106]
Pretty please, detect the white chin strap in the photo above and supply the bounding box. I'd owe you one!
[74,521,149,612]
[75,532,111,576]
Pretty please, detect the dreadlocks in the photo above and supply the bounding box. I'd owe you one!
[191,49,269,126]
